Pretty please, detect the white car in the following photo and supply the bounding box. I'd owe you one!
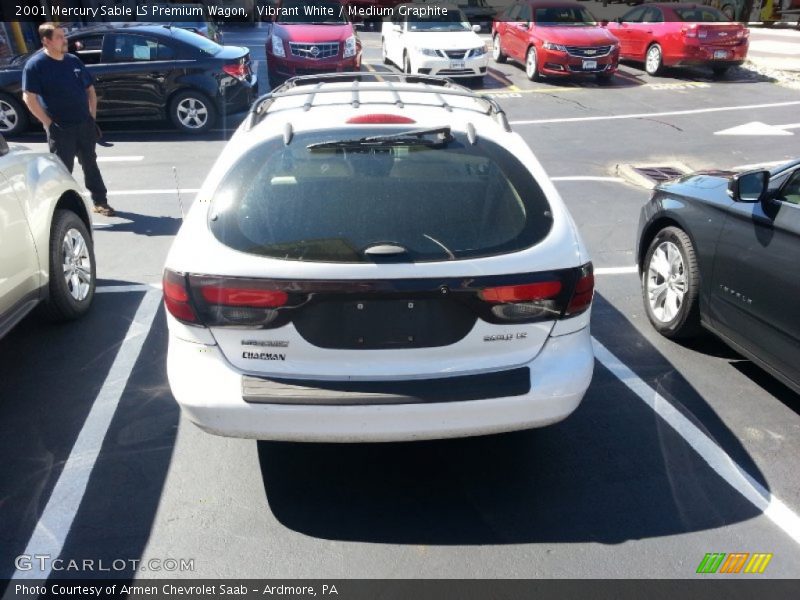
[381,4,490,82]
[164,73,594,442]
[0,135,96,339]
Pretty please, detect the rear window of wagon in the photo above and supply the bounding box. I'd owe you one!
[208,129,554,263]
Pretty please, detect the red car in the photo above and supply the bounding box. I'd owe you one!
[266,0,362,83]
[492,1,620,82]
[606,3,749,77]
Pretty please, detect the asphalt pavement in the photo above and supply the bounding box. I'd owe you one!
[1,26,799,582]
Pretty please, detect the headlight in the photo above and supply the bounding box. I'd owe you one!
[543,41,567,52]
[271,35,285,58]
[343,35,357,58]
[415,47,440,57]
[471,44,489,56]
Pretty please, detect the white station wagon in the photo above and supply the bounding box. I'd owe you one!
[164,73,594,442]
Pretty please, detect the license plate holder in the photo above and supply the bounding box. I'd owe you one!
[450,61,465,70]
[582,59,598,70]
[713,50,728,59]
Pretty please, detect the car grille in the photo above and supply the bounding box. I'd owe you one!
[289,42,339,59]
[444,49,470,60]
[565,45,613,58]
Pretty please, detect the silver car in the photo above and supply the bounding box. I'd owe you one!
[0,134,96,339]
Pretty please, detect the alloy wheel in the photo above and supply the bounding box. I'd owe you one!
[176,97,209,130]
[0,99,19,132]
[646,241,686,323]
[62,227,93,302]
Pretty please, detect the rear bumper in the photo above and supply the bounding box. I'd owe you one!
[666,43,748,67]
[219,75,259,113]
[167,326,594,442]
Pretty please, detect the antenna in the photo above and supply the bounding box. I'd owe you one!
[172,166,185,220]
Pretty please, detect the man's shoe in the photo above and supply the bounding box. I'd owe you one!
[93,204,116,217]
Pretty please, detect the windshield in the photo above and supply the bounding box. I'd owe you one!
[534,7,597,26]
[277,0,348,24]
[674,7,729,22]
[407,11,470,32]
[209,129,553,263]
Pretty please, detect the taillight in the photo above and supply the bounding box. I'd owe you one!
[565,268,594,316]
[189,276,292,327]
[200,287,288,308]
[682,25,698,38]
[477,265,593,322]
[346,114,416,124]
[163,269,198,324]
[223,63,247,79]
[479,281,562,303]
[479,280,564,321]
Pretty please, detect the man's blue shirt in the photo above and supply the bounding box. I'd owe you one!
[22,52,94,125]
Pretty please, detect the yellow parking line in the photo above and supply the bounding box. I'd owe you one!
[363,63,384,82]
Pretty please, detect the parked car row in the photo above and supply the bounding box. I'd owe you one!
[491,1,749,82]
[0,24,257,137]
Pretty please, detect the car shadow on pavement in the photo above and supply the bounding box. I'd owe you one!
[619,60,779,84]
[257,293,768,545]
[99,212,183,237]
[0,291,176,581]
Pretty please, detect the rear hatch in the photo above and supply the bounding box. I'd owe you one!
[165,125,592,379]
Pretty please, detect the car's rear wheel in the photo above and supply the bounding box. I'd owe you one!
[39,210,95,321]
[170,91,216,134]
[0,93,29,137]
[645,43,664,76]
[492,35,507,63]
[642,227,701,339]
[525,46,540,81]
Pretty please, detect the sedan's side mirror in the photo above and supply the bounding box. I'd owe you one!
[0,134,8,157]
[728,170,770,202]
[392,23,402,32]
[472,24,481,33]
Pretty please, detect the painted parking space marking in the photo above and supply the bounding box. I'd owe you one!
[8,290,163,582]
[594,266,638,275]
[593,339,800,547]
[551,176,625,183]
[96,283,162,293]
[97,156,145,163]
[103,188,200,196]
[510,100,800,125]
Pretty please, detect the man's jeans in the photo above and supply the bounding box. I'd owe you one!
[47,119,108,206]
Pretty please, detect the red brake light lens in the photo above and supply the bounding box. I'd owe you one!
[566,271,594,316]
[479,281,562,304]
[163,270,198,323]
[200,287,288,308]
[223,63,247,79]
[346,114,417,125]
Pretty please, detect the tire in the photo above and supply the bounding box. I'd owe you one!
[712,66,730,78]
[492,34,507,64]
[0,93,30,137]
[645,43,664,76]
[641,227,702,339]
[525,46,540,81]
[39,210,95,322]
[382,39,390,65]
[169,90,216,134]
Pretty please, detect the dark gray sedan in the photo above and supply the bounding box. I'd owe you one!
[636,159,800,394]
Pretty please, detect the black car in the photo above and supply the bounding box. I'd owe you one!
[0,24,257,136]
[637,160,800,394]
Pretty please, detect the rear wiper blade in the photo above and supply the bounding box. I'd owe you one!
[307,126,454,151]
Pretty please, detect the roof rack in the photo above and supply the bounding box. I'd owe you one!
[246,72,511,133]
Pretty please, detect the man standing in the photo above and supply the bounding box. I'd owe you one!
[22,23,115,216]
